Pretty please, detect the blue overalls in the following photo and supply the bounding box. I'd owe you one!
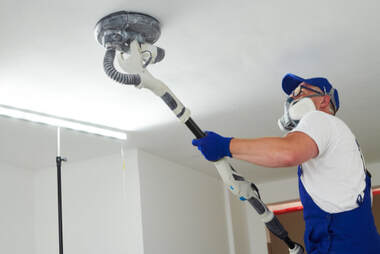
[298,166,380,254]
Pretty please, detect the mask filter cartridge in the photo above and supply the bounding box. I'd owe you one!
[278,97,316,132]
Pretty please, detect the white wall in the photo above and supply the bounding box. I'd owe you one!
[33,149,144,254]
[228,191,251,254]
[0,162,35,254]
[137,150,230,254]
[368,161,380,186]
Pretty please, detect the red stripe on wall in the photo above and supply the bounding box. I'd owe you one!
[272,188,380,215]
[273,206,303,215]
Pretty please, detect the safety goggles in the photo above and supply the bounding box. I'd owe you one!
[291,85,325,98]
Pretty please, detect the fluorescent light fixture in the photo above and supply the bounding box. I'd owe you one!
[0,104,127,140]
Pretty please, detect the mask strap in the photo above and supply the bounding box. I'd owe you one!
[328,88,337,113]
[288,94,321,103]
[305,94,323,99]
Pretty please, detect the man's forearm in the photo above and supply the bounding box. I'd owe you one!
[230,137,297,168]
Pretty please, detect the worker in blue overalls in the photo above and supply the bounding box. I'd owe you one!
[192,73,380,253]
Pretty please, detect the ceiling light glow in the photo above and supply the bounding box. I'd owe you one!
[0,104,127,140]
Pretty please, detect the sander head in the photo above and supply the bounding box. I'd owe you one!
[95,11,161,52]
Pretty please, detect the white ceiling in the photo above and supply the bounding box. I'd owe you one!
[1,0,379,183]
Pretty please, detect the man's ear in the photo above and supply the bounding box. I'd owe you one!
[320,95,331,108]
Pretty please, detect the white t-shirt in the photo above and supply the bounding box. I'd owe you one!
[290,110,366,213]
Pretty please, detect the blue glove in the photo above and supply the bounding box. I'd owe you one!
[192,131,233,161]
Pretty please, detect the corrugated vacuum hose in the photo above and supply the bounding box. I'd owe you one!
[103,47,141,85]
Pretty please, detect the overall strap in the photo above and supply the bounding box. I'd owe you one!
[356,139,371,177]
[297,165,303,177]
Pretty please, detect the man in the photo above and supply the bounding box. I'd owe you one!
[192,73,380,254]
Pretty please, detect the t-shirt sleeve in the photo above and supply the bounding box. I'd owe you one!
[290,111,332,156]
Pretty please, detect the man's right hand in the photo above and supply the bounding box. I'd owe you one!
[192,131,233,161]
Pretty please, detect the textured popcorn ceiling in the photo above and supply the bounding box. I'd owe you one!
[1,0,379,182]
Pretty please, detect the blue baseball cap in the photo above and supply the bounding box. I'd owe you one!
[282,73,340,112]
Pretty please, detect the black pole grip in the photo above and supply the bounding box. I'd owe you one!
[265,216,290,242]
[185,118,206,139]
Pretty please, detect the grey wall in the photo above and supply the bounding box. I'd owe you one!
[32,149,232,254]
[138,150,230,254]
[33,151,144,254]
[0,162,35,254]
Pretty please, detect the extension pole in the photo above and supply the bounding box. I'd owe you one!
[56,127,64,254]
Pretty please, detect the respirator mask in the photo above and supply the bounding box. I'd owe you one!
[278,96,317,132]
